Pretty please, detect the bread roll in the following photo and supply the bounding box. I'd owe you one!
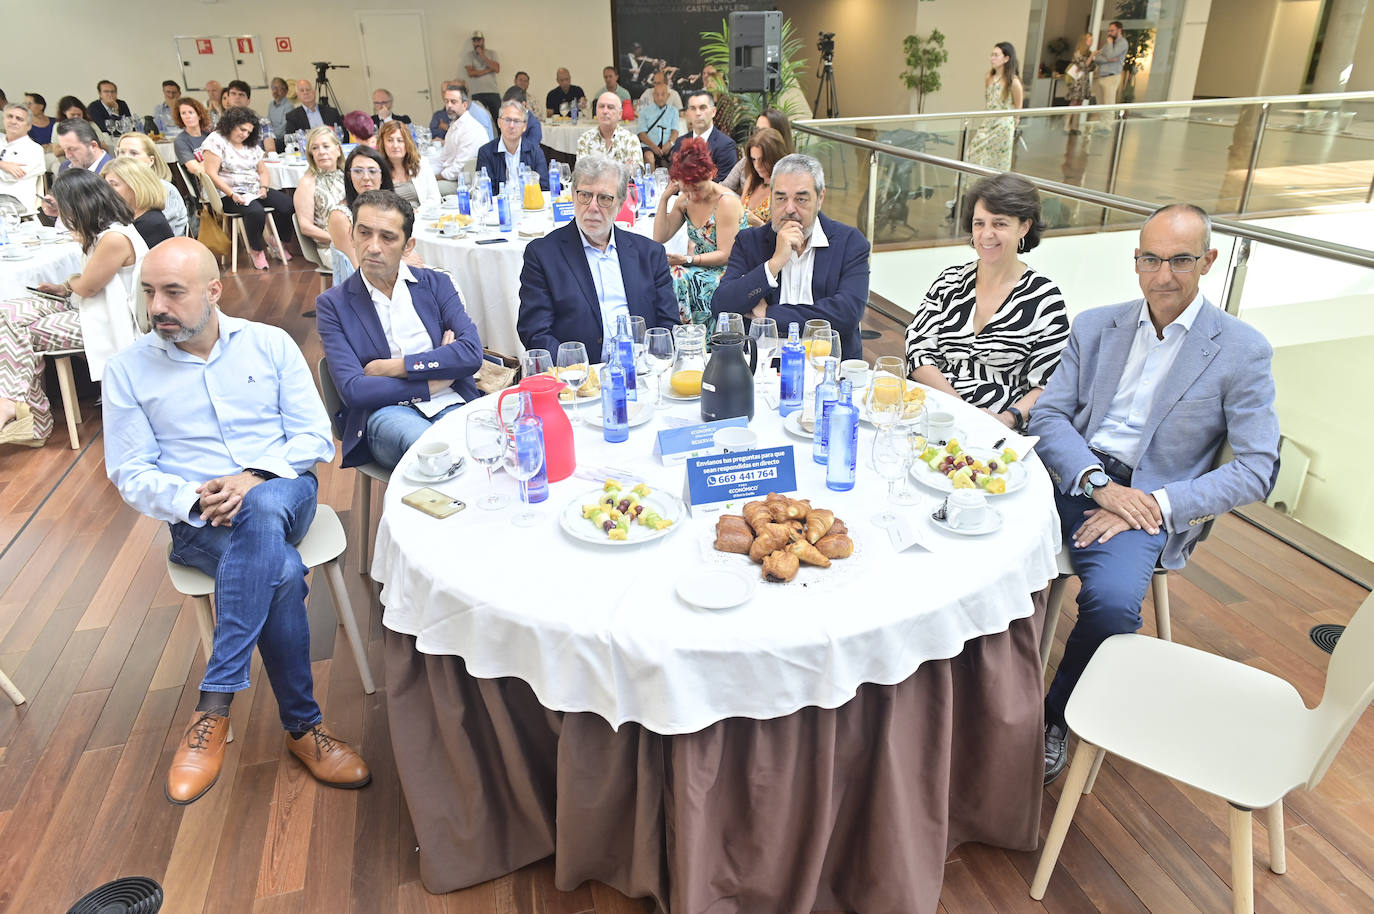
[762,549,799,582]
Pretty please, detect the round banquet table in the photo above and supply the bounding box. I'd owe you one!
[539,116,687,156]
[0,238,85,300]
[374,384,1060,913]
[264,156,308,190]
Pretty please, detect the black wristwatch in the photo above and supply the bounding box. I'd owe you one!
[1082,469,1110,498]
[243,468,277,481]
[1005,406,1024,430]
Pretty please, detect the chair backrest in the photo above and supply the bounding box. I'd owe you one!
[198,174,226,218]
[292,214,325,268]
[317,355,346,440]
[1306,588,1374,789]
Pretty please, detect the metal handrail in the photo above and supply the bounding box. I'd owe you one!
[794,121,1374,271]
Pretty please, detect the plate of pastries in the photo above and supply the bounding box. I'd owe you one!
[712,492,854,583]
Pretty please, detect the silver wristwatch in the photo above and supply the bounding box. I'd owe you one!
[686,255,694,266]
[1082,469,1110,498]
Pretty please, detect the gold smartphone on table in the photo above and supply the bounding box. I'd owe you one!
[402,487,466,518]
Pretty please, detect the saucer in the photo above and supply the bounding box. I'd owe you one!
[677,567,756,609]
[403,456,467,484]
[782,410,814,439]
[930,506,1003,536]
[584,399,654,428]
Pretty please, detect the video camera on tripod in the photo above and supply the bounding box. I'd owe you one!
[312,61,348,82]
[817,32,835,61]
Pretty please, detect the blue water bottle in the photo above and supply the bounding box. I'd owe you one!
[812,358,840,464]
[497,184,512,232]
[600,362,629,443]
[826,380,858,491]
[516,395,549,503]
[614,313,638,401]
[779,322,803,417]
[549,166,561,200]
[456,182,470,216]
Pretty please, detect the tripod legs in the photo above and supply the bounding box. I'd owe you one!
[813,62,839,118]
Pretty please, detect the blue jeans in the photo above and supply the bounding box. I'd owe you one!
[1045,486,1166,729]
[366,402,464,469]
[169,473,322,731]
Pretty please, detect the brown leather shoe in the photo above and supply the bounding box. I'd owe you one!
[166,712,230,805]
[285,725,371,788]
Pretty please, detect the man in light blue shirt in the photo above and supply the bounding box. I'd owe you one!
[103,237,371,806]
[637,79,679,168]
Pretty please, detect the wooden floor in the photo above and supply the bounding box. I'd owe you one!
[2,258,1373,914]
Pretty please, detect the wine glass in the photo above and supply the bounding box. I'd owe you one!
[521,348,553,379]
[807,328,840,374]
[715,312,744,336]
[748,317,779,379]
[627,315,647,378]
[892,412,927,506]
[465,410,510,510]
[802,318,831,349]
[643,327,674,407]
[557,341,589,425]
[872,427,914,527]
[866,373,906,433]
[505,416,545,527]
[470,183,491,234]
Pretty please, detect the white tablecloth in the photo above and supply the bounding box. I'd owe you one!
[540,117,687,156]
[265,157,308,190]
[374,388,1061,734]
[0,240,85,300]
[155,140,177,164]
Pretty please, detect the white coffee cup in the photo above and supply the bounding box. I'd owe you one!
[840,358,870,387]
[928,410,957,443]
[945,489,989,530]
[417,440,452,476]
[714,426,758,454]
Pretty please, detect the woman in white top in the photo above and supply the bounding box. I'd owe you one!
[292,126,346,248]
[115,132,188,236]
[377,120,439,209]
[200,106,296,270]
[0,169,147,446]
[0,103,47,214]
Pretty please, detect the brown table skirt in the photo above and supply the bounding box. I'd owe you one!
[384,589,1047,913]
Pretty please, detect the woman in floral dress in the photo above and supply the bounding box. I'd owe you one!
[1064,34,1095,133]
[967,42,1024,173]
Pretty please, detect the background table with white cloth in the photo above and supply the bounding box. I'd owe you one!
[0,239,85,300]
[374,387,1061,912]
[539,116,687,156]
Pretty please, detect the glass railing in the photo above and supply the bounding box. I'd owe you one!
[793,110,1374,572]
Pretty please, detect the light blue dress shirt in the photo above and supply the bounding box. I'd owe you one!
[580,229,629,347]
[637,100,677,147]
[469,101,495,141]
[102,314,334,526]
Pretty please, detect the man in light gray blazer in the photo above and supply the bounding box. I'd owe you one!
[1031,203,1280,783]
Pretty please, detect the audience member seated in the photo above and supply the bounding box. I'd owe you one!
[292,126,345,249]
[517,156,678,357]
[56,95,111,153]
[102,237,370,806]
[0,103,45,214]
[511,71,531,94]
[204,80,224,126]
[87,80,132,134]
[174,98,212,176]
[200,106,296,270]
[714,153,870,359]
[477,100,548,191]
[432,85,486,195]
[464,31,503,119]
[285,80,342,134]
[328,145,397,285]
[636,72,682,111]
[371,89,411,128]
[502,87,541,146]
[428,83,457,140]
[267,78,293,139]
[653,137,746,325]
[720,109,793,194]
[316,190,483,470]
[153,80,181,134]
[342,110,376,146]
[115,132,189,236]
[378,120,439,208]
[24,93,53,148]
[905,173,1069,431]
[577,92,640,173]
[53,117,113,176]
[1031,203,1281,784]
[102,157,175,248]
[670,90,737,182]
[0,169,147,448]
[602,66,631,102]
[737,127,786,227]
[545,68,587,118]
[637,80,679,169]
[224,81,277,152]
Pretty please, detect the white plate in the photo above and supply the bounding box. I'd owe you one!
[583,398,654,429]
[860,403,937,431]
[911,446,1027,496]
[560,486,685,546]
[930,506,1004,536]
[2,249,35,261]
[403,456,467,485]
[660,376,701,401]
[677,567,757,610]
[782,410,814,439]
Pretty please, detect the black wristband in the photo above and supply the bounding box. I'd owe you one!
[243,468,277,481]
[1006,406,1024,431]
[191,498,202,519]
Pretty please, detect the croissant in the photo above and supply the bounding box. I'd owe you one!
[788,539,831,568]
[714,516,754,554]
[742,501,774,534]
[830,517,848,536]
[762,549,799,582]
[804,509,835,544]
[764,492,791,522]
[785,498,812,520]
[749,523,794,563]
[784,519,806,540]
[815,533,853,559]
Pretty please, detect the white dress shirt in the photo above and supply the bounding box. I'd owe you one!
[764,217,829,305]
[359,262,464,416]
[581,229,630,345]
[0,134,46,213]
[435,111,487,180]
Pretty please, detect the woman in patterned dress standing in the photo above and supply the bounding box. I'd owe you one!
[966,42,1024,174]
[1064,34,1095,134]
[905,172,1068,433]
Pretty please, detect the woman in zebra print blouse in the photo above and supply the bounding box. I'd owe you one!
[904,172,1069,432]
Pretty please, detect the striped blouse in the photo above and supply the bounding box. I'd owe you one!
[904,262,1069,412]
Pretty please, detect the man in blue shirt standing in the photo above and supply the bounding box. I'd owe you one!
[103,237,371,806]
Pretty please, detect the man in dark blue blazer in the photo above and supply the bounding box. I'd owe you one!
[517,156,678,357]
[476,100,548,191]
[87,80,133,133]
[315,191,483,470]
[713,154,870,360]
[669,89,737,181]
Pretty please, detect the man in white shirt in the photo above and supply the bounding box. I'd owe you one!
[433,85,487,194]
[0,104,45,213]
[103,237,371,805]
[315,190,484,469]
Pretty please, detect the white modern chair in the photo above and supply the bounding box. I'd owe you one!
[317,357,391,576]
[165,504,376,696]
[197,174,288,273]
[1031,590,1374,914]
[0,666,25,705]
[292,214,331,275]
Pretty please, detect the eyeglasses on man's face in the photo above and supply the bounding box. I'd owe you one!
[499,117,524,126]
[1134,253,1203,273]
[574,189,618,210]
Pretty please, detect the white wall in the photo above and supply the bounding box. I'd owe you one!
[0,2,613,122]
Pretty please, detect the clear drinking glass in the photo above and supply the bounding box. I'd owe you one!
[465,410,510,510]
[893,410,927,506]
[643,327,674,407]
[866,374,906,432]
[871,427,910,528]
[715,312,745,336]
[505,417,545,527]
[557,341,589,425]
[470,184,491,234]
[628,315,648,376]
[748,317,779,379]
[521,348,553,378]
[807,328,841,374]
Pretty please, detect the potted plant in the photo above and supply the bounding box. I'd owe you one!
[900,29,948,114]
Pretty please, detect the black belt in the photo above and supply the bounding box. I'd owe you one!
[1090,447,1134,482]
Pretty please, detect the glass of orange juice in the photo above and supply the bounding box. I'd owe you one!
[807,329,840,374]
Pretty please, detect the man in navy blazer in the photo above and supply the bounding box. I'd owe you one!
[476,100,548,191]
[713,154,870,359]
[669,89,737,180]
[517,155,678,358]
[316,191,483,470]
[1031,204,1279,782]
